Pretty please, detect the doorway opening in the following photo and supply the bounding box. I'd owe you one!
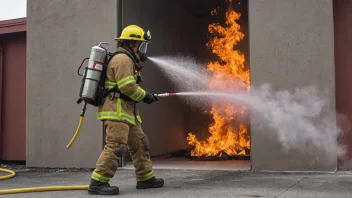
[121,0,250,171]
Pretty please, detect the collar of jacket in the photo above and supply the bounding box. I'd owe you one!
[117,46,139,64]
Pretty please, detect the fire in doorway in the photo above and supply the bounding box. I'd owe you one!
[186,0,250,160]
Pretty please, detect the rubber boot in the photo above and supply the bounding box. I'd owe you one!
[136,176,164,189]
[88,179,119,195]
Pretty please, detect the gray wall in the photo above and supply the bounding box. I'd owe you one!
[26,0,117,168]
[249,0,336,171]
[123,0,199,156]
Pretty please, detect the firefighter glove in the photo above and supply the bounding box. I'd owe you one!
[143,92,158,104]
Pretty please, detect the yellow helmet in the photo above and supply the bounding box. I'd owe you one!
[114,25,151,42]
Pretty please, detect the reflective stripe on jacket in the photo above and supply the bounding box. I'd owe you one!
[97,47,144,125]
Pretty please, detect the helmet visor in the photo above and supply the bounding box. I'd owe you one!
[138,42,148,54]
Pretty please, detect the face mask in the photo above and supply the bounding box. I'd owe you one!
[137,41,148,62]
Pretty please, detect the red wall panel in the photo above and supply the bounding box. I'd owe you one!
[334,0,352,170]
[0,42,3,160]
[0,32,26,161]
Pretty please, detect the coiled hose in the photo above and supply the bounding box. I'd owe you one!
[0,103,89,195]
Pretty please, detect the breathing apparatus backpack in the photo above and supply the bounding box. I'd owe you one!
[76,42,110,106]
[68,42,142,149]
[76,42,142,107]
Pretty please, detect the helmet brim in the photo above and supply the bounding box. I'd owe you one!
[114,38,151,43]
[114,36,145,40]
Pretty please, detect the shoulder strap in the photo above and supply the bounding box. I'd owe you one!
[102,51,138,102]
[107,51,137,65]
[106,51,138,76]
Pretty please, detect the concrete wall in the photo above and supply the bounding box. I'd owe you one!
[249,0,336,171]
[123,0,199,156]
[26,0,116,167]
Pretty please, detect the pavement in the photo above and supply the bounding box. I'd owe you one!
[1,165,352,198]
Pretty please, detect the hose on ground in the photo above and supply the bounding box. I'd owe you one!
[0,168,16,181]
[0,168,88,195]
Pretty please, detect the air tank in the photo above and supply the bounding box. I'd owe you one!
[80,42,108,105]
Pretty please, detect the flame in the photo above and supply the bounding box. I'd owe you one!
[186,1,250,157]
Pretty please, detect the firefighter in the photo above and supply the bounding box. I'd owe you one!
[88,25,164,195]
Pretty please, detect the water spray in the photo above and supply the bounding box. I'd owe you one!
[154,92,241,98]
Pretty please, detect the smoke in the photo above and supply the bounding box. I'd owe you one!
[244,84,347,162]
[149,55,349,163]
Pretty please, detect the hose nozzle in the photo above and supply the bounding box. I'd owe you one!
[154,93,176,97]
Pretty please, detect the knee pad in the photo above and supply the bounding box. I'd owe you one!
[142,135,150,152]
[115,144,127,157]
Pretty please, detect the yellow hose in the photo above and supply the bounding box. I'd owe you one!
[0,168,16,180]
[66,115,84,149]
[0,168,88,195]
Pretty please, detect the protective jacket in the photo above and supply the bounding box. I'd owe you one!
[97,47,145,125]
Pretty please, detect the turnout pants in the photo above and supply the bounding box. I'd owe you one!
[91,120,154,183]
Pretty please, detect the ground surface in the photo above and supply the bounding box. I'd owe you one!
[124,157,251,171]
[1,162,352,198]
